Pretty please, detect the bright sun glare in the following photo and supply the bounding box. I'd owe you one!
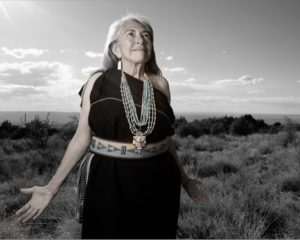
[0,2,11,22]
[0,1,35,23]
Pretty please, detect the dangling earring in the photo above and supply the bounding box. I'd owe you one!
[117,58,122,70]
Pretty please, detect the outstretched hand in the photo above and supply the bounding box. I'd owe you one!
[182,178,211,204]
[15,186,55,223]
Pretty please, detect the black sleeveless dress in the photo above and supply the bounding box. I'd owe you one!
[78,69,181,239]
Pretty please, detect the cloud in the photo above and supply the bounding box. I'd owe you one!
[81,66,100,76]
[0,61,72,86]
[165,55,173,61]
[0,84,43,96]
[85,51,104,58]
[215,75,264,86]
[296,80,300,83]
[1,47,48,59]
[163,67,186,73]
[170,81,221,94]
[185,77,196,83]
[60,49,78,54]
[247,89,265,94]
[0,59,85,111]
[172,95,300,105]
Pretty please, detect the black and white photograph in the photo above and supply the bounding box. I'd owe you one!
[0,0,299,239]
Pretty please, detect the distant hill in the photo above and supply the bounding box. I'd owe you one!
[0,111,300,126]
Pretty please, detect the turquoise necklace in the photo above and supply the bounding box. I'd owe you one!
[120,71,156,155]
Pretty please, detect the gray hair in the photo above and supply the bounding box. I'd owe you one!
[90,13,162,77]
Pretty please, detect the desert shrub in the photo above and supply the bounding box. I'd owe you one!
[47,135,67,149]
[210,122,226,135]
[230,116,255,136]
[276,132,299,149]
[190,119,211,136]
[178,135,196,150]
[229,114,269,136]
[0,120,19,139]
[268,122,283,134]
[176,124,199,138]
[24,114,51,148]
[258,140,274,155]
[279,176,300,193]
[252,206,288,238]
[197,160,238,178]
[0,199,21,219]
[48,127,59,136]
[2,139,14,155]
[0,164,10,181]
[58,115,78,141]
[243,149,265,166]
[174,115,188,128]
[10,127,31,140]
[10,138,34,152]
[193,135,226,152]
[178,149,198,166]
[27,149,61,176]
[0,155,25,181]
[175,114,270,137]
[280,117,298,147]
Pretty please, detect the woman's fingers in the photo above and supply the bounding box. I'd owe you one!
[18,207,34,222]
[15,203,31,216]
[33,209,43,220]
[22,208,40,223]
[192,191,211,204]
[20,187,34,194]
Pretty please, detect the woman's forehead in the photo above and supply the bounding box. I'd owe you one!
[122,20,147,32]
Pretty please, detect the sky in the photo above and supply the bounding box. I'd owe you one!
[0,0,300,114]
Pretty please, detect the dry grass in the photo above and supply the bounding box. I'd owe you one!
[1,130,300,239]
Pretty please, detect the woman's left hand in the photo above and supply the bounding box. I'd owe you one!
[182,178,211,204]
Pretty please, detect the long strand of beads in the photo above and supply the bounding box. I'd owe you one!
[121,73,148,126]
[120,71,156,137]
[121,82,155,136]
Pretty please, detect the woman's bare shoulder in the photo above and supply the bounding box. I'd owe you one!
[148,73,171,103]
[81,71,103,106]
[88,71,103,85]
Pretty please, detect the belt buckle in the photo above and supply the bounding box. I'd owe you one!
[133,135,146,158]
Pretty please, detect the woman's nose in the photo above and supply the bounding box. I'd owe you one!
[135,33,144,44]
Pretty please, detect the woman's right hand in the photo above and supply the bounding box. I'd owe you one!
[183,178,211,205]
[15,186,55,223]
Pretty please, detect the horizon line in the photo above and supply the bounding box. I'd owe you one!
[0,110,300,116]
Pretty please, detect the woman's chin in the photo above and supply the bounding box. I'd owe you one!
[128,59,149,65]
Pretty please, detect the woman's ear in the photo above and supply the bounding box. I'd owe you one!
[112,42,121,59]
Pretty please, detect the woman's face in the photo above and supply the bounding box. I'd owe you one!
[113,20,152,66]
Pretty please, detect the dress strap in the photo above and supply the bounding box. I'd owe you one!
[78,70,104,108]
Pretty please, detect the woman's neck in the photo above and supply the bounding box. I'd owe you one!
[121,62,145,81]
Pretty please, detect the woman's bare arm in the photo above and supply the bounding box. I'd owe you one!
[16,72,103,223]
[159,76,210,204]
[167,136,189,186]
[46,72,102,195]
[157,76,190,186]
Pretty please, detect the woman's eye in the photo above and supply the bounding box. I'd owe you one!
[127,32,134,36]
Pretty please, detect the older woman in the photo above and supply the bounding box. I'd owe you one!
[15,14,210,239]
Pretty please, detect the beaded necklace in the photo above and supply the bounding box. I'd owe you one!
[120,71,156,156]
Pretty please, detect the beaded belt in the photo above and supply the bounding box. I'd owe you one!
[89,135,169,159]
